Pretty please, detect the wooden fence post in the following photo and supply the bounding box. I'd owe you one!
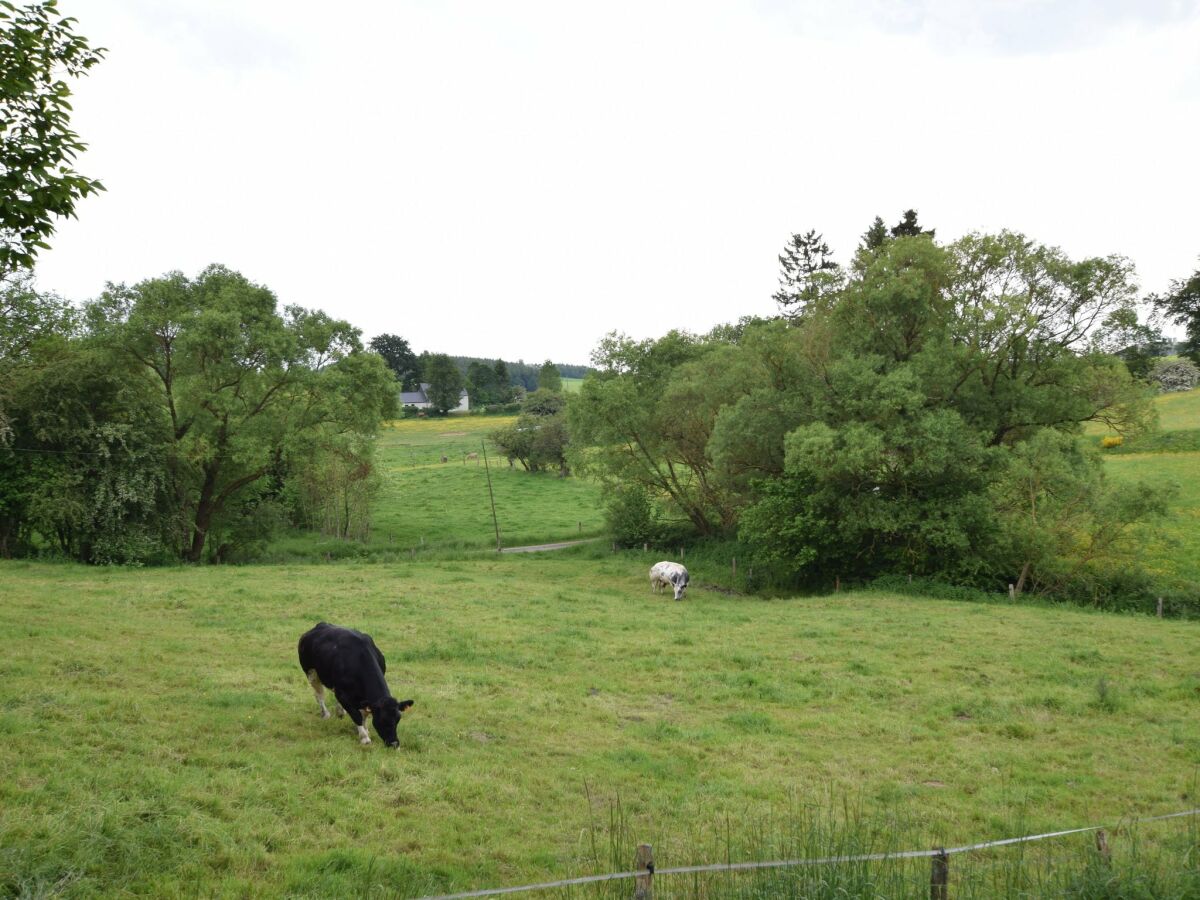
[1008,583,1015,601]
[732,557,736,580]
[1095,829,1111,866]
[643,542,648,553]
[1157,597,1164,618]
[835,576,840,593]
[930,849,948,900]
[634,843,654,900]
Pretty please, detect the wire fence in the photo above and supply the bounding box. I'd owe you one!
[415,807,1200,900]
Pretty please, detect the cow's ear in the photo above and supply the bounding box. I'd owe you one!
[399,699,415,711]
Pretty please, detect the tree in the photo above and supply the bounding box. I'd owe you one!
[87,264,396,562]
[568,331,746,534]
[1153,259,1200,364]
[423,353,464,414]
[1,1,105,274]
[772,229,843,318]
[466,360,500,405]
[490,389,572,475]
[859,216,888,252]
[538,360,562,392]
[890,209,934,239]
[369,333,420,389]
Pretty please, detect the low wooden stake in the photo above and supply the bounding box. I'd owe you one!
[643,542,648,553]
[930,849,948,900]
[634,843,654,900]
[732,557,737,579]
[835,576,840,592]
[1095,828,1111,866]
[1157,597,1164,618]
[1008,583,1015,601]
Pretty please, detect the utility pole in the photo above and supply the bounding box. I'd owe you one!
[481,439,501,551]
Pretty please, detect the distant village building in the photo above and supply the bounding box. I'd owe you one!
[399,382,469,413]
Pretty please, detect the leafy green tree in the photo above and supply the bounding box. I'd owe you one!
[87,264,396,562]
[1,1,105,274]
[1153,259,1200,364]
[991,429,1173,596]
[569,331,747,534]
[537,360,562,392]
[772,229,843,318]
[491,386,571,473]
[423,353,465,414]
[466,360,501,405]
[369,333,420,389]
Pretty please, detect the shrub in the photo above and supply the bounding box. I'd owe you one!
[1149,359,1200,392]
[1100,435,1124,448]
[604,484,658,546]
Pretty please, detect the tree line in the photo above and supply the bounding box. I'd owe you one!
[569,211,1199,605]
[0,266,396,563]
[368,332,585,413]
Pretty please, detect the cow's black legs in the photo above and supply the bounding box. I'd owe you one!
[337,691,371,744]
[306,669,330,718]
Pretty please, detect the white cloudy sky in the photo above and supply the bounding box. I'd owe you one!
[33,1,1200,363]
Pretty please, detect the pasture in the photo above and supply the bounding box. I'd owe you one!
[1098,387,1200,592]
[268,416,605,560]
[2,556,1197,897]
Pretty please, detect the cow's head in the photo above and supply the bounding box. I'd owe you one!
[672,571,689,601]
[372,698,415,748]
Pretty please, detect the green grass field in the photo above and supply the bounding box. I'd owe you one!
[268,416,605,559]
[1,557,1197,897]
[561,376,584,393]
[1097,387,1200,593]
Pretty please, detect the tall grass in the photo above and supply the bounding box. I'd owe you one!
[573,795,1200,899]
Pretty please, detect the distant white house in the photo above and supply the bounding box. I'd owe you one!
[399,382,469,413]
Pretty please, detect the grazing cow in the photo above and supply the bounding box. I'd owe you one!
[298,623,414,747]
[649,561,690,600]
[466,452,479,461]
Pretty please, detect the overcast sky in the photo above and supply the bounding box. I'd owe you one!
[32,1,1200,364]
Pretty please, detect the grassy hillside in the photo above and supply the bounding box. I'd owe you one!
[2,557,1197,897]
[1097,388,1200,593]
[269,416,605,560]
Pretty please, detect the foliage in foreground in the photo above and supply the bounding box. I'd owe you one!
[0,265,396,563]
[0,0,105,274]
[571,226,1167,600]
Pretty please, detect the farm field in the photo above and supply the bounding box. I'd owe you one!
[268,416,605,560]
[1098,387,1200,592]
[560,376,584,393]
[1,556,1197,897]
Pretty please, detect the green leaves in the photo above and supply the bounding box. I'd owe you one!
[1,1,105,274]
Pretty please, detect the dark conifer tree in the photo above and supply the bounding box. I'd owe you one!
[773,229,842,318]
[890,209,935,239]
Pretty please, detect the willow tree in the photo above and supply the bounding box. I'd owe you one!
[87,264,396,562]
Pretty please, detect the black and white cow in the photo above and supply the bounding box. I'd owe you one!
[649,561,689,600]
[298,622,414,747]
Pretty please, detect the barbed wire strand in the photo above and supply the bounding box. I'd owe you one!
[416,807,1200,900]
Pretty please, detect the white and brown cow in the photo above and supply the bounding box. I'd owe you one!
[649,561,690,600]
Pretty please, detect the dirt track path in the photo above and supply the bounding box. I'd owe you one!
[498,538,601,554]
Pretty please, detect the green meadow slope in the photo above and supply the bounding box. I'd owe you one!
[1,557,1196,897]
[1098,387,1200,591]
[269,416,605,560]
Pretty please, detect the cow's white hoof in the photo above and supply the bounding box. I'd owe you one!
[360,736,371,745]
[320,710,331,719]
